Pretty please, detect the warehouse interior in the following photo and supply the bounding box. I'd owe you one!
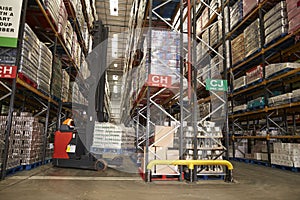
[0,0,300,199]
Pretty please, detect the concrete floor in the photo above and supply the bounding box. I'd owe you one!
[0,161,299,200]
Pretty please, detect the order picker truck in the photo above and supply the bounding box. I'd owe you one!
[52,119,108,171]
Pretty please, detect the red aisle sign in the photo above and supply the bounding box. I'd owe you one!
[147,74,172,88]
[0,65,17,79]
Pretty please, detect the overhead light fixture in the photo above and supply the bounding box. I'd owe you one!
[112,34,118,58]
[112,75,119,81]
[110,0,118,16]
[114,63,118,68]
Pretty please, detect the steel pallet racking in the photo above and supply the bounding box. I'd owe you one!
[227,0,300,168]
[0,0,96,180]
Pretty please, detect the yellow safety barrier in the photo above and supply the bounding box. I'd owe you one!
[146,159,233,182]
[147,159,233,170]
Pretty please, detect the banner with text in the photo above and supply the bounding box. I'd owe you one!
[0,1,23,47]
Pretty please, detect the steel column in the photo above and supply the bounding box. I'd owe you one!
[145,0,153,182]
[179,0,184,182]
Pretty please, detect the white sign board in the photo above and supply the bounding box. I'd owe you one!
[0,1,23,47]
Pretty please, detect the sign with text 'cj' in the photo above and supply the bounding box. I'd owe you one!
[148,74,172,88]
[206,79,228,91]
[0,1,23,47]
[0,65,17,78]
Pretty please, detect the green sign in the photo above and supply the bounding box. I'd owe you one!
[206,79,228,91]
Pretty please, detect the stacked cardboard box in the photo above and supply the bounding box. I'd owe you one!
[210,22,219,47]
[90,122,135,152]
[71,33,82,68]
[244,19,261,57]
[265,62,300,78]
[0,112,44,169]
[140,30,180,87]
[37,42,53,94]
[51,57,62,99]
[201,7,209,28]
[230,0,243,30]
[19,24,40,84]
[243,0,259,17]
[65,21,74,54]
[218,40,230,72]
[184,123,225,174]
[69,81,88,105]
[233,75,246,90]
[271,143,300,167]
[233,104,247,113]
[58,0,68,38]
[231,33,245,65]
[209,0,220,16]
[61,70,70,102]
[75,0,85,34]
[286,0,300,33]
[268,93,293,107]
[264,1,288,46]
[43,0,61,27]
[292,88,300,102]
[246,65,263,84]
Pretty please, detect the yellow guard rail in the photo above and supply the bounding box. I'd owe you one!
[146,159,233,182]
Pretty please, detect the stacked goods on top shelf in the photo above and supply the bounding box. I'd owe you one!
[201,7,209,28]
[43,0,62,27]
[0,112,44,169]
[20,24,40,85]
[75,0,85,34]
[51,57,62,99]
[65,21,74,54]
[286,0,300,33]
[85,0,95,28]
[71,33,82,68]
[264,1,288,46]
[243,0,259,17]
[231,33,245,65]
[58,0,68,38]
[230,0,243,30]
[244,19,261,57]
[196,14,203,36]
[265,62,300,78]
[61,70,70,102]
[210,21,219,47]
[209,0,220,16]
[37,42,53,94]
[140,30,180,85]
[218,40,230,72]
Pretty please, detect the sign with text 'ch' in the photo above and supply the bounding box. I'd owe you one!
[0,65,17,78]
[206,79,228,91]
[148,74,172,88]
[0,1,23,47]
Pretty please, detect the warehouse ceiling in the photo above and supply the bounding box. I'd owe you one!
[95,0,134,123]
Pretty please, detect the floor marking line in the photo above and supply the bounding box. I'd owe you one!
[9,176,142,181]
